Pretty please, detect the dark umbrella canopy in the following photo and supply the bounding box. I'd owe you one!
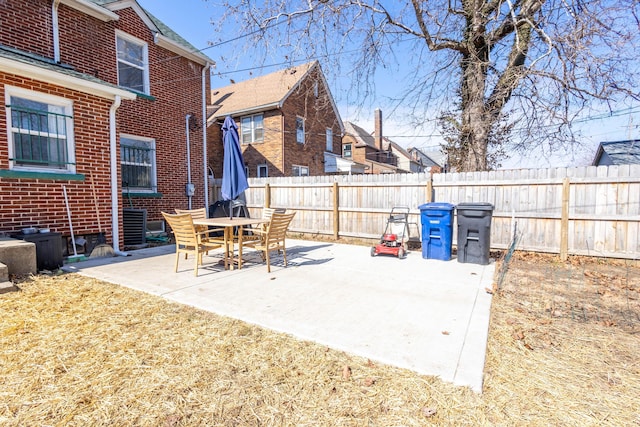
[221,116,249,204]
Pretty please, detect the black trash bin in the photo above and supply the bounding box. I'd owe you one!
[456,202,494,265]
[14,231,64,271]
[418,203,455,261]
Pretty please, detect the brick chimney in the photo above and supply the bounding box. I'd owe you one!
[374,108,383,150]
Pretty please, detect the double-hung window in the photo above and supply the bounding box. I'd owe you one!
[292,165,309,176]
[240,114,264,144]
[116,31,149,94]
[5,86,75,172]
[121,135,156,192]
[343,143,352,158]
[326,128,333,151]
[296,117,305,144]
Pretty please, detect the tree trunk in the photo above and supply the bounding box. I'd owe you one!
[459,5,492,172]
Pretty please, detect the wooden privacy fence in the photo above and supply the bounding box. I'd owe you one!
[209,165,640,260]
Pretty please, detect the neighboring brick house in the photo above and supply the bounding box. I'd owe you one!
[207,61,356,178]
[407,147,446,173]
[343,109,413,174]
[0,0,212,254]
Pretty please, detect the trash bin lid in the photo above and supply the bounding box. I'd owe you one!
[418,202,455,210]
[456,202,494,210]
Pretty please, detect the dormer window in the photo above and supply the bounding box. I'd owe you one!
[116,31,149,94]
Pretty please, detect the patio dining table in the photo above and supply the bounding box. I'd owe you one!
[193,217,265,270]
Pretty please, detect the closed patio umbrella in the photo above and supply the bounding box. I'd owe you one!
[221,115,249,218]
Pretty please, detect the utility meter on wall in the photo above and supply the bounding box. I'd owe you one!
[185,183,195,197]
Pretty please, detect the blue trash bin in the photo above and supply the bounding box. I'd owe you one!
[418,203,455,261]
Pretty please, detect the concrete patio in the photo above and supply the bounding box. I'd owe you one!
[62,239,495,392]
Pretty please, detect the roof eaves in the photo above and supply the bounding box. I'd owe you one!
[0,45,136,100]
[93,0,213,64]
[209,102,281,123]
[61,0,119,21]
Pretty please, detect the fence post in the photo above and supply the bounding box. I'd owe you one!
[265,183,271,208]
[560,177,570,261]
[333,182,339,240]
[427,176,433,203]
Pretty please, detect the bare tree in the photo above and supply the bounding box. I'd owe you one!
[211,0,640,171]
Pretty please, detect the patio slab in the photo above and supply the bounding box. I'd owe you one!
[62,239,495,392]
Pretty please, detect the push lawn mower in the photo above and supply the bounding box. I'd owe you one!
[370,206,411,259]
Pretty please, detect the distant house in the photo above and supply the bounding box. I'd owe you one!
[592,140,640,166]
[207,61,357,177]
[0,0,212,253]
[342,109,418,174]
[407,147,446,173]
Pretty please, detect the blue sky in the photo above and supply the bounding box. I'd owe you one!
[137,0,639,169]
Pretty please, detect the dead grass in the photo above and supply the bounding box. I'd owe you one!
[1,254,639,426]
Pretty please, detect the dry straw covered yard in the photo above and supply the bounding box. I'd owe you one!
[1,253,639,426]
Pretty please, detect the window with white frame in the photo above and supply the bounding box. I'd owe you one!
[292,165,309,176]
[296,116,305,144]
[5,86,75,172]
[240,114,264,144]
[257,164,268,178]
[121,135,156,192]
[326,128,333,152]
[116,31,149,94]
[343,143,352,158]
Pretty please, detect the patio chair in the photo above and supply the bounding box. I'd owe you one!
[175,208,225,254]
[162,212,223,276]
[249,211,296,272]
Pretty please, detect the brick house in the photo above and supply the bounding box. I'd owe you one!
[0,0,212,254]
[342,109,420,174]
[207,61,358,179]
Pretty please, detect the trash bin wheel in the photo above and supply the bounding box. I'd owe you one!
[370,247,377,257]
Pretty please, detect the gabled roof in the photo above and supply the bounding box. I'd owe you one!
[0,44,136,100]
[593,140,640,166]
[408,147,445,168]
[343,121,376,148]
[384,138,411,159]
[87,0,212,65]
[208,61,342,132]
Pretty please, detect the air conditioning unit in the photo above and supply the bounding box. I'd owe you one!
[123,208,147,246]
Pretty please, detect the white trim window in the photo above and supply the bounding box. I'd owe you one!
[257,164,268,178]
[296,116,305,144]
[292,164,309,176]
[5,85,76,172]
[326,128,333,152]
[121,135,156,192]
[116,31,149,94]
[240,113,264,144]
[343,143,352,158]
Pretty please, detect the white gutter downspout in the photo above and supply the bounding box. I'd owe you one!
[202,63,210,209]
[52,0,61,62]
[186,114,193,209]
[109,95,128,256]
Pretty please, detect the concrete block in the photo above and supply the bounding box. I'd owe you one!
[0,237,37,276]
[0,262,7,282]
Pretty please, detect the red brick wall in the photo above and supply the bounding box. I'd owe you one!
[208,67,342,178]
[58,5,118,83]
[0,73,115,242]
[0,1,209,248]
[0,0,53,58]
